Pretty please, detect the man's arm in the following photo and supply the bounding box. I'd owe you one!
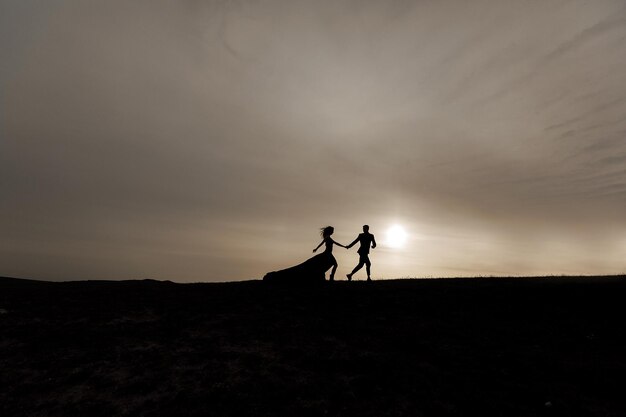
[371,235,377,249]
[346,236,360,249]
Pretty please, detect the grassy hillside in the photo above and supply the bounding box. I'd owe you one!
[2,276,626,416]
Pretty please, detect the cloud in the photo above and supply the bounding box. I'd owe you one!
[2,0,626,280]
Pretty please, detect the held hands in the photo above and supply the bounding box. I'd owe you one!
[313,248,317,253]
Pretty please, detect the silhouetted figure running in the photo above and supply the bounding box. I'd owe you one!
[346,225,377,281]
[263,226,347,284]
[312,226,347,281]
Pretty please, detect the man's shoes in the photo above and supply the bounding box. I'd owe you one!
[367,277,372,282]
[346,274,352,281]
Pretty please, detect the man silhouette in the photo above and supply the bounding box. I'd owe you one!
[346,225,377,281]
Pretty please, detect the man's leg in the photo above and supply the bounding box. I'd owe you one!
[347,261,364,280]
[365,257,372,281]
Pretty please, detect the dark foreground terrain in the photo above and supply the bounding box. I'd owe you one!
[2,276,626,417]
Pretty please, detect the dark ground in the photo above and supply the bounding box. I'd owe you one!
[1,276,626,417]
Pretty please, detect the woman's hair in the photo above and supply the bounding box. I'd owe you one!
[320,226,334,238]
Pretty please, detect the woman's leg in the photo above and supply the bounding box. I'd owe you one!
[329,256,338,281]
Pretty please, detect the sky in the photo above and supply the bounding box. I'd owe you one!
[2,0,626,282]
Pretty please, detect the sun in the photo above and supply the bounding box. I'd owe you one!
[385,225,408,248]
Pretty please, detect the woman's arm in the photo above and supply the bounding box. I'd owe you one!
[313,240,324,253]
[331,238,347,248]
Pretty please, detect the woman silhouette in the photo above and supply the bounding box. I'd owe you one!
[312,226,347,281]
[263,226,347,284]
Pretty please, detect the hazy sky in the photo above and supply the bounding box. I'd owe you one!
[2,0,626,281]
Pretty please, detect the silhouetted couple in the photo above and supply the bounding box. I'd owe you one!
[263,225,376,284]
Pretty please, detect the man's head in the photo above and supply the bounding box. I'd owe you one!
[363,225,369,232]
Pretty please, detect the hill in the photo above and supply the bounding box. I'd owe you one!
[2,276,626,416]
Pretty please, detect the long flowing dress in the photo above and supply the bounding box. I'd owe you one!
[263,238,336,284]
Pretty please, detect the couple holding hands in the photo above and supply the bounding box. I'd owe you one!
[313,225,377,282]
[263,225,376,284]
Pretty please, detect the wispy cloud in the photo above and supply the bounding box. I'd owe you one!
[2,0,626,280]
